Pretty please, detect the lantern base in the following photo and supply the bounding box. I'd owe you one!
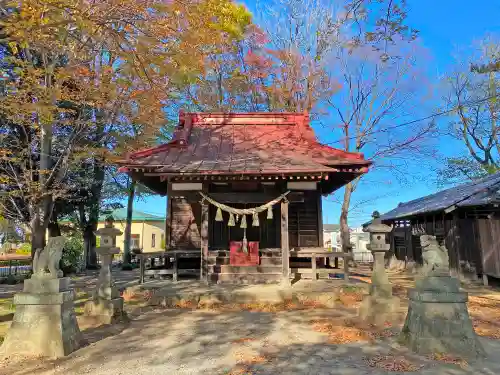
[84,297,127,325]
[358,293,399,327]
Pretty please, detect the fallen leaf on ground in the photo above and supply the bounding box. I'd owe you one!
[338,292,364,308]
[232,338,256,344]
[311,319,370,344]
[468,296,500,308]
[227,365,253,375]
[233,349,270,365]
[428,353,468,368]
[473,319,500,339]
[365,355,423,372]
[312,318,402,344]
[174,300,195,309]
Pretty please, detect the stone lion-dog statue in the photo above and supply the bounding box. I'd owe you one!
[33,236,67,278]
[420,234,449,275]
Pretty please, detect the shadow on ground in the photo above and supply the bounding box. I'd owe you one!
[2,269,500,375]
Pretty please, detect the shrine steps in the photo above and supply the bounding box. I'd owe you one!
[206,250,283,284]
[207,256,282,266]
[208,265,282,274]
[209,272,282,285]
[208,250,282,257]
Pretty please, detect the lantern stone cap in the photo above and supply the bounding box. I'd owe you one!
[95,227,123,237]
[363,211,393,234]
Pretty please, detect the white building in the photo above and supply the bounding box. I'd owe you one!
[323,224,340,250]
[323,224,372,262]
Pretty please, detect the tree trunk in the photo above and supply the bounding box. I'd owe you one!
[84,224,97,268]
[123,178,136,267]
[340,182,354,265]
[48,220,61,237]
[31,223,46,256]
[85,161,106,269]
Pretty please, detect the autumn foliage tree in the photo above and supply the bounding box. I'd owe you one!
[0,0,253,255]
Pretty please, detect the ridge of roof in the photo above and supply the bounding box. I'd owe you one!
[99,208,165,222]
[123,111,369,164]
[381,172,500,220]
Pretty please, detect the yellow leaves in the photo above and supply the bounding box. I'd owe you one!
[7,42,18,55]
[205,1,252,40]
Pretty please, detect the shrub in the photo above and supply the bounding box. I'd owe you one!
[5,274,18,285]
[16,243,31,255]
[60,236,84,276]
[121,263,134,271]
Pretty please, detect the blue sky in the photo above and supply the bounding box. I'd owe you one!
[128,0,499,227]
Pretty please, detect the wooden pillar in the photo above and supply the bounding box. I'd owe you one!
[164,195,172,250]
[173,252,178,283]
[281,200,290,285]
[483,273,489,286]
[139,254,145,284]
[311,253,317,281]
[317,192,325,267]
[317,192,323,247]
[200,199,209,283]
[451,212,462,279]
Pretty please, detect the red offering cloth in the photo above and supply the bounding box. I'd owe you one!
[229,241,259,266]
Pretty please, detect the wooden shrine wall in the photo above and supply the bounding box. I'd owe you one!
[477,218,500,278]
[288,190,321,248]
[388,212,488,276]
[209,205,280,249]
[170,197,202,250]
[167,182,322,251]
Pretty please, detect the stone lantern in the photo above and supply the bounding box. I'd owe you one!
[84,216,126,323]
[364,211,393,298]
[358,211,398,326]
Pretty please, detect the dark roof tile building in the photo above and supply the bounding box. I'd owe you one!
[380,172,500,282]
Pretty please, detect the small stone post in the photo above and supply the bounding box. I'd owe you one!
[399,234,485,359]
[358,211,399,326]
[0,236,82,358]
[84,217,126,324]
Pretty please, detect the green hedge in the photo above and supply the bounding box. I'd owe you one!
[61,236,84,275]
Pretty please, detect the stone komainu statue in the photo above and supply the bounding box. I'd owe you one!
[420,234,449,275]
[33,236,67,278]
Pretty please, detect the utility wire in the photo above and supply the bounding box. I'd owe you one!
[326,93,500,145]
[2,94,499,162]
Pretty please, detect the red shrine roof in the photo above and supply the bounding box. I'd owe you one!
[118,112,371,175]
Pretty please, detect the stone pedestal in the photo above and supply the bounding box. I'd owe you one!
[0,277,82,358]
[84,247,125,324]
[358,212,398,326]
[359,252,399,326]
[400,273,485,358]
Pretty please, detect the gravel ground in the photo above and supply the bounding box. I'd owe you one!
[2,270,500,375]
[1,307,500,375]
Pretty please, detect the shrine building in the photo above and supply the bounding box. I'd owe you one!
[118,111,371,284]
